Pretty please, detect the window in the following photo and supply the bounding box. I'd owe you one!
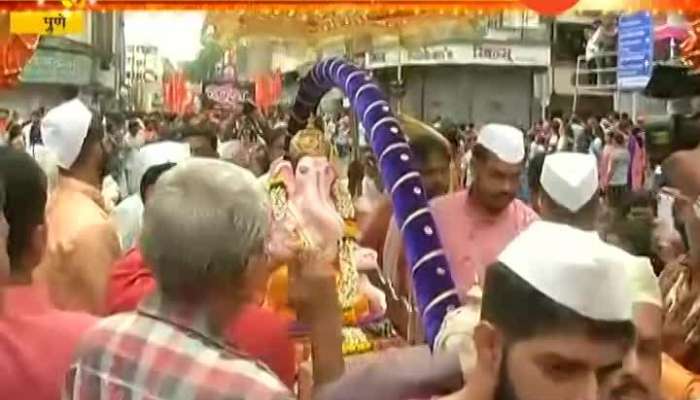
[553,23,588,62]
[487,13,504,29]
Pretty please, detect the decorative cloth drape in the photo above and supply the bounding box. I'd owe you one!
[163,71,189,115]
[0,31,40,88]
[254,70,283,113]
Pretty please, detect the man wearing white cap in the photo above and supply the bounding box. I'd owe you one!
[442,221,636,400]
[106,141,190,314]
[511,152,665,400]
[34,98,121,315]
[437,152,664,398]
[110,141,190,252]
[535,152,600,231]
[431,124,537,296]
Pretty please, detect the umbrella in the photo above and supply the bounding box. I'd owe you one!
[655,24,689,42]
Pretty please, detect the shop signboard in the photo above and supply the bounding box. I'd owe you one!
[617,11,654,90]
[365,43,550,69]
[20,49,92,86]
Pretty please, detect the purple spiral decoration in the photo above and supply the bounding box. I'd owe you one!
[288,57,461,348]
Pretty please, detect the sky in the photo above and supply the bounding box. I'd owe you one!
[124,12,206,63]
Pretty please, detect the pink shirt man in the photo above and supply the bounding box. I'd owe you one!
[0,284,96,400]
[432,190,538,294]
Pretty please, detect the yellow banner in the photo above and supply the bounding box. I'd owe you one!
[10,11,85,36]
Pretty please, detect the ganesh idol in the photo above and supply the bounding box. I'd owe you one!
[262,116,388,355]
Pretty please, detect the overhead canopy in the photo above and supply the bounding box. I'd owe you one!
[205,7,512,51]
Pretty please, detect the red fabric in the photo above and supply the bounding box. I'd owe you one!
[106,248,156,314]
[0,34,39,88]
[254,72,283,113]
[254,74,269,112]
[226,305,296,390]
[106,248,296,388]
[163,71,189,115]
[0,284,96,400]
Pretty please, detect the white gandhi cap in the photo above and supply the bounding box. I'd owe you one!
[477,124,525,164]
[625,256,662,308]
[41,98,94,169]
[498,221,632,321]
[540,152,599,213]
[593,237,662,308]
[134,141,191,186]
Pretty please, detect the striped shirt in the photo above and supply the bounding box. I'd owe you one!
[63,293,293,400]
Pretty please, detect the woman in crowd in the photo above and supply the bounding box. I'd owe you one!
[604,131,631,211]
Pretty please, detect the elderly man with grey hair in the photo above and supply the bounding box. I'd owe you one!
[64,158,344,400]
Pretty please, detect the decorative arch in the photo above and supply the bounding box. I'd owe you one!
[287,58,461,347]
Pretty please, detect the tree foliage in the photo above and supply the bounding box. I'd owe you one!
[183,37,224,83]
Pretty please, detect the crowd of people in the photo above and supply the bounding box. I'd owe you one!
[0,89,699,400]
[525,112,649,206]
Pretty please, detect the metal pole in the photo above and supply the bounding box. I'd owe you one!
[573,56,581,113]
[632,91,638,121]
[670,38,676,60]
[397,42,403,114]
[349,42,360,163]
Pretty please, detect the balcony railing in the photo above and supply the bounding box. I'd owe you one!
[572,51,618,111]
[574,51,619,91]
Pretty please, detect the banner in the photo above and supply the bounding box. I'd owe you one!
[365,42,551,69]
[201,81,252,113]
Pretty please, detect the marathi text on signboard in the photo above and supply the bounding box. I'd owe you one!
[406,47,455,62]
[473,45,514,62]
[365,43,548,68]
[10,11,85,36]
[20,49,92,86]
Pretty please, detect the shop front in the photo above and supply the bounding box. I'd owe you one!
[366,42,551,128]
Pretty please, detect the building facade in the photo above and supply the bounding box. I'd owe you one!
[0,11,125,117]
[321,11,552,129]
[124,44,165,112]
